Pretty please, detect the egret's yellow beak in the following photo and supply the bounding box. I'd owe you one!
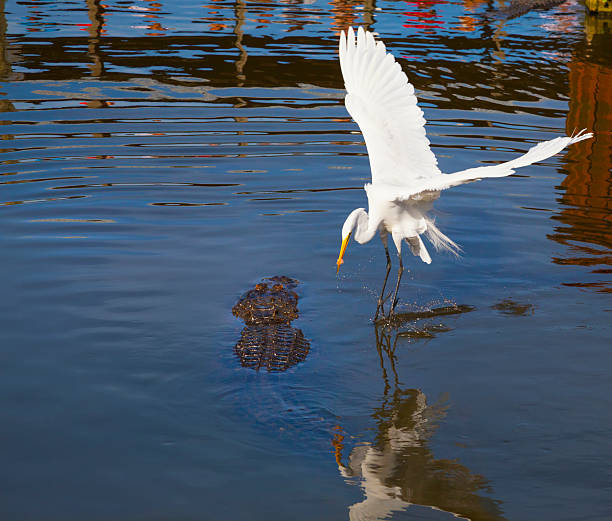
[336,233,351,274]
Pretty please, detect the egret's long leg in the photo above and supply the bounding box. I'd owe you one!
[374,243,392,321]
[389,253,404,315]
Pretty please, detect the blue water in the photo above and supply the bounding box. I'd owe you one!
[1,0,611,519]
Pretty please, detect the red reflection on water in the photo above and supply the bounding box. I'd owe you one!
[403,0,446,32]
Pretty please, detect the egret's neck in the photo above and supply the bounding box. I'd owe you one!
[352,209,378,244]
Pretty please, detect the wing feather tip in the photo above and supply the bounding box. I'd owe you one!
[336,26,442,184]
[569,129,593,144]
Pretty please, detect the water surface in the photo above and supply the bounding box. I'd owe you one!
[1,0,611,519]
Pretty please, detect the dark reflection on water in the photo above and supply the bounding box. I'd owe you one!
[491,297,535,315]
[336,313,506,521]
[381,303,476,330]
[1,0,611,519]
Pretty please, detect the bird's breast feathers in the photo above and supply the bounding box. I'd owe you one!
[364,183,430,235]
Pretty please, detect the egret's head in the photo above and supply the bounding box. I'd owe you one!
[336,208,364,273]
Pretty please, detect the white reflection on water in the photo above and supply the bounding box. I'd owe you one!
[334,307,507,521]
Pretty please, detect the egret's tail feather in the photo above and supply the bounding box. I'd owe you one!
[406,235,432,264]
[425,219,461,256]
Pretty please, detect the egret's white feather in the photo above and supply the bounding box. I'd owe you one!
[336,26,593,315]
[339,26,441,185]
[391,129,594,202]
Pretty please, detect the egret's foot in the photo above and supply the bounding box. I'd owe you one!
[381,304,401,324]
[374,291,394,321]
[373,310,390,326]
[375,294,390,317]
[389,295,401,316]
[374,307,381,321]
[374,304,384,322]
[373,307,400,326]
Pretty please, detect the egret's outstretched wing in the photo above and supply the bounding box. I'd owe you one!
[339,26,441,185]
[391,129,593,201]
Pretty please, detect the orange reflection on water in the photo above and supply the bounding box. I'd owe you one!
[553,59,612,292]
[329,0,362,31]
[125,0,168,35]
[454,0,486,32]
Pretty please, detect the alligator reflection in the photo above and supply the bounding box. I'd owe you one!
[232,276,310,372]
[335,306,507,521]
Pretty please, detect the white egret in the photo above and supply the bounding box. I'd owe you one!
[335,26,592,320]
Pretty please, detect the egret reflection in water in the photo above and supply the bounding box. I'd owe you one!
[330,304,508,521]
